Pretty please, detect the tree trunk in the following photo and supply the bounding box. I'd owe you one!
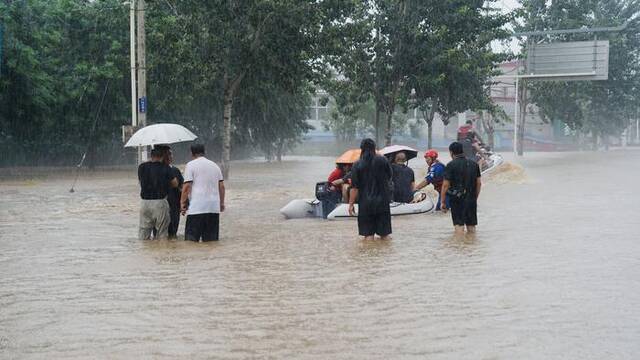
[221,72,245,179]
[480,111,495,149]
[422,107,436,149]
[517,81,527,156]
[486,117,495,150]
[87,142,97,170]
[276,140,284,162]
[385,109,393,146]
[374,106,380,145]
[222,88,233,179]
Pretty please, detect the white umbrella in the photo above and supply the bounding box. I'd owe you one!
[124,123,197,147]
[380,145,418,161]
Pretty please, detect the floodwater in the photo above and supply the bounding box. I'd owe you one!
[1,151,639,359]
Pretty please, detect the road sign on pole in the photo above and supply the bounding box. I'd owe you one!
[525,40,609,81]
[138,96,147,113]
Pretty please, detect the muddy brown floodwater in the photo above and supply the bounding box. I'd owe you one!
[1,151,639,359]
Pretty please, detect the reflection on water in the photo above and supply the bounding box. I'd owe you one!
[1,151,640,358]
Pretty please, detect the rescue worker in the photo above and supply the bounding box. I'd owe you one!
[414,149,446,210]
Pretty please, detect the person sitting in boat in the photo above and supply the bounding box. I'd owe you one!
[328,163,352,202]
[390,151,415,203]
[414,149,446,210]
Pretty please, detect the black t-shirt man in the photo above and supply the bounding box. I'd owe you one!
[391,163,415,203]
[138,161,175,200]
[442,148,482,229]
[167,166,184,206]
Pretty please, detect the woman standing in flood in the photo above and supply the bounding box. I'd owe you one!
[348,138,393,240]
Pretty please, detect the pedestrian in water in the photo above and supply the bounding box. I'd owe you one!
[180,143,225,242]
[160,146,184,238]
[137,147,179,240]
[348,138,393,240]
[441,141,482,235]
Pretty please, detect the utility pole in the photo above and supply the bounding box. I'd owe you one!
[136,0,147,161]
[129,0,137,131]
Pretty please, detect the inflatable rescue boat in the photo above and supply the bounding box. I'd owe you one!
[279,151,503,220]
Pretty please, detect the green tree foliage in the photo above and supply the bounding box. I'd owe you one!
[517,0,640,145]
[409,1,510,148]
[0,0,342,169]
[0,0,130,166]
[324,0,509,147]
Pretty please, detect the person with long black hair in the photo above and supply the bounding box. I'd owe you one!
[348,138,393,240]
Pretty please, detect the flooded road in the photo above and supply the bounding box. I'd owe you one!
[1,151,639,359]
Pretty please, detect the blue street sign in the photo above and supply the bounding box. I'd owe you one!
[138,96,147,113]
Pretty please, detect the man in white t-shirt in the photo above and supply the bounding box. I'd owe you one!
[180,143,225,241]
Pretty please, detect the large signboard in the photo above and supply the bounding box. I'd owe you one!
[525,40,609,81]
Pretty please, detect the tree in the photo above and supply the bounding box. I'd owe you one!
[171,0,346,177]
[324,0,417,146]
[326,1,509,147]
[516,0,640,148]
[0,0,129,166]
[408,1,510,148]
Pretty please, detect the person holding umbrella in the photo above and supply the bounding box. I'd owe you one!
[125,123,198,239]
[137,147,179,240]
[348,138,393,240]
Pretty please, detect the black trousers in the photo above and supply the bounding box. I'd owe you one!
[168,201,180,238]
[185,213,220,242]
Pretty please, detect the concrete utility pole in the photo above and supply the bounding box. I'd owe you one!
[129,0,137,130]
[136,0,147,128]
[136,0,147,161]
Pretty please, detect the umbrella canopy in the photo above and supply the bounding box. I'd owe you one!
[124,123,197,147]
[380,145,418,161]
[335,149,361,164]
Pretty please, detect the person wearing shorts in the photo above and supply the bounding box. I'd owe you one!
[348,138,393,240]
[180,144,225,242]
[440,141,482,235]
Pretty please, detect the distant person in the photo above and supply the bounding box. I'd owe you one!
[180,144,225,242]
[390,151,415,203]
[457,120,476,142]
[414,149,446,210]
[348,138,393,240]
[162,147,184,238]
[328,163,352,203]
[137,147,179,240]
[462,132,477,162]
[441,142,482,234]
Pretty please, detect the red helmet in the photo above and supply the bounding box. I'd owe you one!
[424,149,438,159]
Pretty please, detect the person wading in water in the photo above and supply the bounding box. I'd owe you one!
[348,138,393,240]
[441,141,482,235]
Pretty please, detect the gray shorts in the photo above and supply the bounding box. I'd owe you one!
[139,199,170,240]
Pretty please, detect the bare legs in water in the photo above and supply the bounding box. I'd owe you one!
[454,225,476,235]
[363,235,391,241]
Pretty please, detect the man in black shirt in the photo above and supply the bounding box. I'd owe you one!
[348,138,393,240]
[138,147,178,240]
[441,141,482,235]
[156,146,184,238]
[390,151,415,203]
